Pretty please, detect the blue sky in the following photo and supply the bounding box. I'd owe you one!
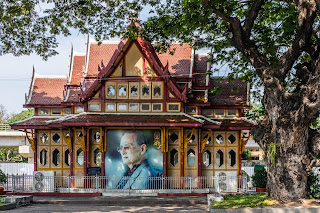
[0,32,88,115]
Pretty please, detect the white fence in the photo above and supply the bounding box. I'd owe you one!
[6,175,248,194]
[0,163,33,175]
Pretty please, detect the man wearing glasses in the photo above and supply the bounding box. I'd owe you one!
[116,130,162,189]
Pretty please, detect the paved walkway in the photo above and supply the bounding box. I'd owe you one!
[6,196,209,213]
[32,196,208,205]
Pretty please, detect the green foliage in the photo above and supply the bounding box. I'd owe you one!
[307,170,320,199]
[0,170,6,185]
[244,103,266,120]
[242,149,252,161]
[210,194,276,209]
[267,143,282,165]
[7,108,34,124]
[252,167,267,188]
[0,148,27,163]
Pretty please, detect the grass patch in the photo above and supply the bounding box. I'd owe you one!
[210,193,277,209]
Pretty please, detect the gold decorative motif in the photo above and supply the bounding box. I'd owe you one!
[99,127,104,152]
[62,129,72,152]
[161,127,167,153]
[184,128,194,150]
[74,128,86,151]
[179,128,184,152]
[240,134,250,153]
[200,131,210,153]
[25,131,36,153]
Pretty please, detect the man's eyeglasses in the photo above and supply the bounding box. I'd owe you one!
[117,144,136,152]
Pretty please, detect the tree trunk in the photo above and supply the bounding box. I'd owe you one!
[266,127,309,200]
[252,89,317,201]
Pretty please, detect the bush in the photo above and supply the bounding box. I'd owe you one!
[307,170,320,199]
[0,170,6,186]
[252,167,267,188]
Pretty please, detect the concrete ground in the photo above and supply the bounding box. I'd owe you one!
[6,204,208,213]
[6,196,209,213]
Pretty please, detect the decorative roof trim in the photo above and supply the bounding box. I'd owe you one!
[26,67,36,105]
[47,112,204,124]
[189,48,195,78]
[193,115,221,125]
[9,116,63,125]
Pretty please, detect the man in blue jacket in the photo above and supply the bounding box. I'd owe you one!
[116,130,162,189]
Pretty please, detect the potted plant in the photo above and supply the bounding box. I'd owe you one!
[252,167,267,192]
[0,170,7,195]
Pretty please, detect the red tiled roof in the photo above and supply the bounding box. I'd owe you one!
[209,79,248,107]
[194,55,207,86]
[48,113,203,127]
[212,118,256,128]
[28,78,66,105]
[87,43,119,77]
[65,88,81,103]
[157,44,192,77]
[70,56,85,85]
[10,117,58,129]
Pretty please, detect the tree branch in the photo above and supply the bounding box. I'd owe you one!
[204,0,232,23]
[243,0,265,37]
[275,0,317,78]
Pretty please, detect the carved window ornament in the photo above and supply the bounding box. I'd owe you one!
[94,148,101,166]
[152,103,162,112]
[228,134,236,144]
[52,149,60,166]
[216,134,224,144]
[52,108,62,115]
[76,148,84,166]
[88,103,100,111]
[118,86,127,97]
[107,85,115,97]
[63,108,71,115]
[203,150,211,167]
[52,133,61,143]
[75,128,86,151]
[40,133,48,144]
[169,130,179,144]
[117,83,128,99]
[106,103,116,112]
[140,103,151,112]
[39,108,49,115]
[129,103,139,112]
[228,150,236,167]
[129,84,139,98]
[200,131,211,153]
[40,149,48,166]
[170,148,179,167]
[216,149,224,167]
[65,149,71,166]
[94,131,100,143]
[187,149,196,167]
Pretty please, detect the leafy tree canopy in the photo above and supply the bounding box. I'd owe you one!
[3,0,320,201]
[7,108,34,124]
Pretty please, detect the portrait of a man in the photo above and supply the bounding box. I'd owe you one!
[105,129,163,189]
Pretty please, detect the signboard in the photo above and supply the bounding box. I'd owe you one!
[87,167,101,175]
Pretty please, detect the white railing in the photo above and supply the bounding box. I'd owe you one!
[5,175,248,194]
[0,124,14,131]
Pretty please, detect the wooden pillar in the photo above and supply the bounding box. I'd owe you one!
[101,83,105,112]
[180,152,184,188]
[101,128,105,176]
[198,153,202,188]
[34,131,37,171]
[198,129,202,188]
[83,128,88,176]
[70,130,74,175]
